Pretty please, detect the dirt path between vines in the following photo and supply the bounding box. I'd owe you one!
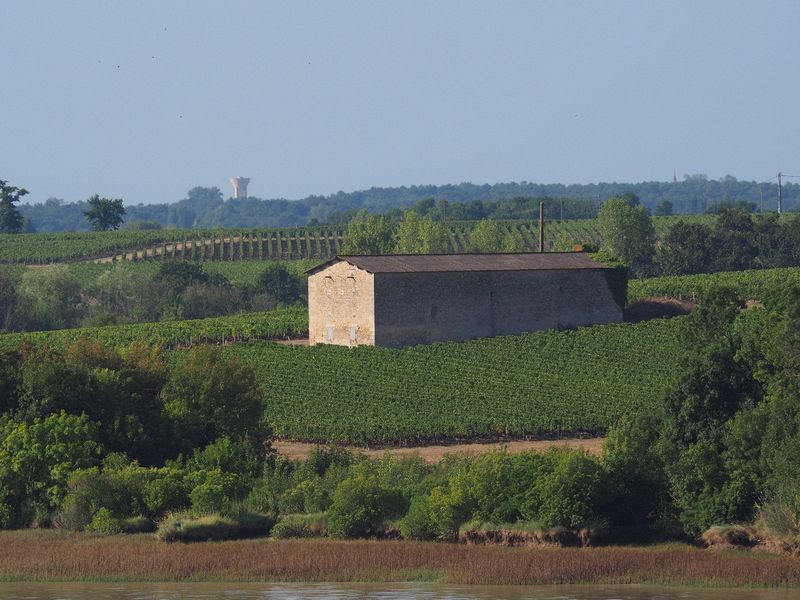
[273,437,604,463]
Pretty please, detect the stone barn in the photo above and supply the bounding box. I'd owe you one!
[306,253,624,347]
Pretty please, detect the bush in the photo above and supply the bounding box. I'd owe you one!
[59,464,188,531]
[535,449,608,529]
[0,412,102,528]
[85,507,122,535]
[120,515,154,533]
[156,510,274,542]
[187,468,247,515]
[400,495,435,540]
[271,512,328,539]
[327,474,402,538]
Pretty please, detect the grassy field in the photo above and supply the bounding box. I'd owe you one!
[1,531,798,586]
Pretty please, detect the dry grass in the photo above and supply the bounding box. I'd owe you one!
[273,438,604,463]
[2,530,800,586]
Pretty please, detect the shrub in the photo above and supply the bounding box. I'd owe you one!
[142,472,189,516]
[327,474,402,538]
[756,497,800,542]
[120,515,154,533]
[156,510,274,542]
[535,449,608,529]
[400,495,435,540]
[187,469,246,515]
[0,412,102,528]
[702,524,758,548]
[271,512,328,539]
[85,507,122,535]
[59,464,188,531]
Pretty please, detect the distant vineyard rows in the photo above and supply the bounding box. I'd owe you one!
[223,318,685,444]
[628,266,800,302]
[0,216,713,264]
[0,308,307,352]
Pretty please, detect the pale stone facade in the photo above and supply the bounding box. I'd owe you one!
[308,258,376,346]
[307,254,624,348]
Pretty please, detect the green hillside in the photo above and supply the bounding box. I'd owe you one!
[228,318,684,444]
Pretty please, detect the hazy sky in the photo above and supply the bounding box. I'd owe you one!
[3,1,799,205]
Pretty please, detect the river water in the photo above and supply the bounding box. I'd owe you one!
[0,583,799,600]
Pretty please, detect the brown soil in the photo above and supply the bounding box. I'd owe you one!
[275,338,310,346]
[625,296,695,322]
[273,437,604,463]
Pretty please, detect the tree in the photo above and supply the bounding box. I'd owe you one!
[654,200,674,216]
[0,180,28,234]
[341,211,394,254]
[17,265,83,330]
[84,194,125,231]
[161,346,264,449]
[654,221,712,275]
[597,196,656,275]
[708,208,757,272]
[0,412,102,527]
[394,211,448,254]
[467,219,504,252]
[258,263,303,305]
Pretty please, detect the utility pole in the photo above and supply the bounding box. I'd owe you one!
[778,172,783,214]
[538,201,545,253]
[560,198,563,223]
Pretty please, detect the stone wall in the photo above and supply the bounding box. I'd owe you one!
[372,269,622,347]
[308,260,375,346]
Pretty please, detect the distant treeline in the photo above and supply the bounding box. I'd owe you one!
[20,176,800,232]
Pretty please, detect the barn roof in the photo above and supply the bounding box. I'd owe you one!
[306,252,606,275]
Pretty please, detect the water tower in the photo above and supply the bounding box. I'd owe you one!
[230,176,250,199]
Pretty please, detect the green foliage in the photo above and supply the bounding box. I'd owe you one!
[394,211,448,254]
[342,211,394,254]
[0,180,27,234]
[0,307,307,352]
[186,468,248,514]
[221,318,684,444]
[602,414,668,529]
[467,219,504,252]
[629,266,800,304]
[271,512,328,538]
[156,510,274,542]
[327,473,403,538]
[0,412,102,528]
[58,463,188,531]
[162,346,263,449]
[400,495,435,540]
[85,507,122,534]
[84,195,126,231]
[17,265,83,330]
[655,200,674,216]
[597,196,656,275]
[257,262,304,305]
[530,449,608,529]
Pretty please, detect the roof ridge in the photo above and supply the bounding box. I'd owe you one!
[306,253,604,275]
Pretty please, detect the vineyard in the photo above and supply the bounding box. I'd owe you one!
[0,307,307,352]
[628,266,800,302]
[224,318,684,444]
[0,307,686,444]
[0,215,714,264]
